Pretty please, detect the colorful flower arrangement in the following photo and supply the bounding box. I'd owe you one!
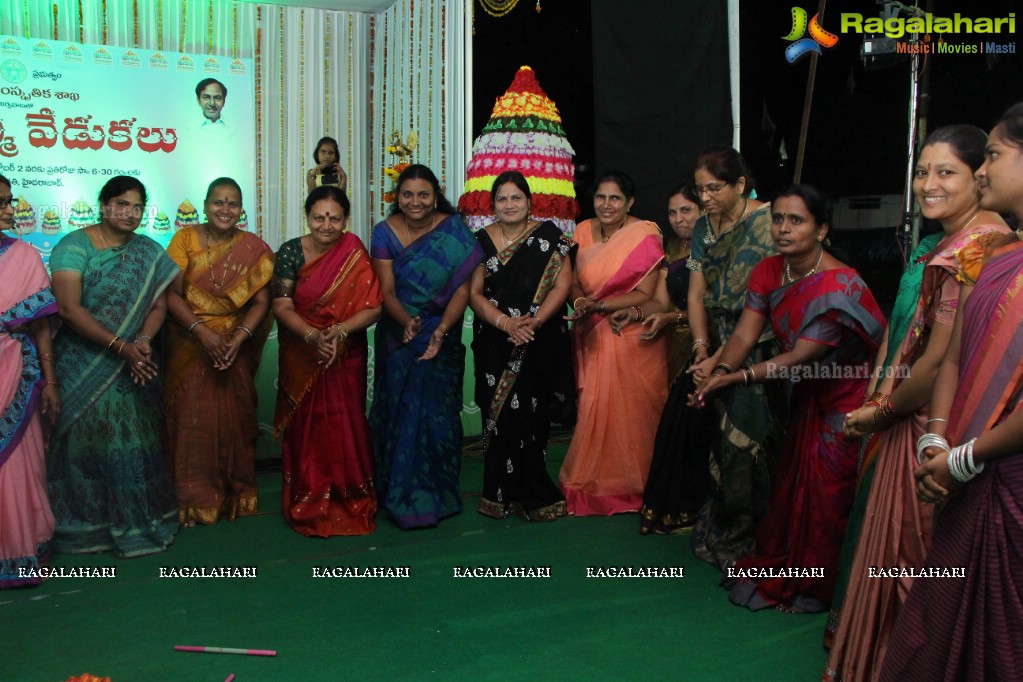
[382,130,417,204]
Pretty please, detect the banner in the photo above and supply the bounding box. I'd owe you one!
[0,34,255,263]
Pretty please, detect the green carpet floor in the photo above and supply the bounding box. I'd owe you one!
[3,437,828,681]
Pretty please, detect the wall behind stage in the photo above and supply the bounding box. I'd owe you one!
[0,35,256,259]
[0,0,481,448]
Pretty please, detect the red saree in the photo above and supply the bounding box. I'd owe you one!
[275,233,382,537]
[164,227,274,525]
[729,257,885,612]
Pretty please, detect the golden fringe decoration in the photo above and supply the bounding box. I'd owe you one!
[157,0,163,51]
[324,14,330,131]
[53,4,58,41]
[133,0,139,46]
[441,0,447,187]
[181,0,186,51]
[102,0,107,44]
[279,6,285,245]
[23,0,29,39]
[208,0,213,54]
[428,1,434,171]
[478,0,519,18]
[347,13,353,198]
[232,4,237,58]
[380,11,389,214]
[368,14,376,213]
[256,6,263,238]
[300,8,305,213]
[78,0,83,43]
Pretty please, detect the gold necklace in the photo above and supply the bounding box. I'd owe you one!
[97,224,130,261]
[600,217,627,243]
[784,246,825,284]
[705,198,749,246]
[205,226,235,289]
[500,220,528,249]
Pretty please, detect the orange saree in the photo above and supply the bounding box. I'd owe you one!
[164,227,274,525]
[560,219,668,515]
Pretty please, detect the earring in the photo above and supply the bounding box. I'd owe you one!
[433,202,437,210]
[817,235,823,241]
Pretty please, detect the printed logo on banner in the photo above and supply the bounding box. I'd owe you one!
[230,59,247,76]
[0,58,27,84]
[31,42,53,60]
[121,50,141,68]
[149,52,169,70]
[62,44,83,63]
[782,7,839,63]
[92,47,113,66]
[176,55,195,72]
[1,37,22,56]
[201,56,221,74]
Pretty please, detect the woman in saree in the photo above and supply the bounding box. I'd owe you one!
[369,164,483,529]
[686,146,783,571]
[0,174,59,587]
[273,186,382,537]
[611,183,715,534]
[880,103,1023,682]
[825,125,1010,681]
[469,171,575,521]
[48,175,178,557]
[693,185,885,613]
[165,177,274,526]
[560,170,667,515]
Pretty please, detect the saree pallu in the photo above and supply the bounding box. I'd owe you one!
[369,214,483,529]
[164,228,274,525]
[275,233,382,537]
[0,238,57,588]
[825,232,940,649]
[48,231,179,557]
[825,223,1011,680]
[559,219,667,516]
[881,241,1023,682]
[727,260,884,612]
[688,204,785,570]
[472,220,574,521]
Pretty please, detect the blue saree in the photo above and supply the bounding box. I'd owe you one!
[48,230,180,557]
[369,214,483,528]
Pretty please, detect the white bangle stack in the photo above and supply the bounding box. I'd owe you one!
[916,433,950,465]
[947,438,984,483]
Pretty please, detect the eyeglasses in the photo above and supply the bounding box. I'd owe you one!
[694,183,728,196]
[0,198,11,209]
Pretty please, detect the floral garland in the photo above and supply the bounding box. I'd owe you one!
[382,129,417,204]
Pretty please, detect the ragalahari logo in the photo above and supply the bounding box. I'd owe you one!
[783,7,839,63]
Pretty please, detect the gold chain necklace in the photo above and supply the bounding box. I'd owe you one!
[704,198,749,246]
[97,224,130,261]
[500,220,528,249]
[206,227,235,289]
[600,217,627,243]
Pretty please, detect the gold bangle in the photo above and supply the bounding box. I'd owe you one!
[572,297,586,310]
[115,340,127,355]
[236,325,253,339]
[303,328,319,344]
[748,366,757,384]
[106,335,120,350]
[187,319,204,333]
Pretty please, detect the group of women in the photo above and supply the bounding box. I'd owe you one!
[4,101,1023,677]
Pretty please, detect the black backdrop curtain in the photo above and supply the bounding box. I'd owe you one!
[591,0,732,227]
